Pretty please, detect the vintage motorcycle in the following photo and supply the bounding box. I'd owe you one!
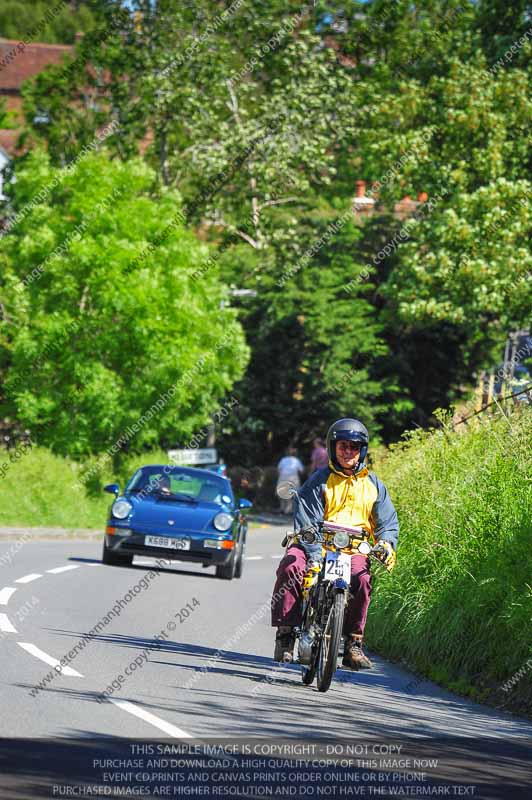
[277,481,387,693]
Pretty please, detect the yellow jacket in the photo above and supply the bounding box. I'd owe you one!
[294,463,399,557]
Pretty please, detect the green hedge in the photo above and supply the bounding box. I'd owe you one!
[367,407,532,716]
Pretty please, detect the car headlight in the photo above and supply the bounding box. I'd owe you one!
[333,531,350,549]
[213,512,233,531]
[112,499,132,519]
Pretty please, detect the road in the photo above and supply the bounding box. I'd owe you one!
[0,526,530,799]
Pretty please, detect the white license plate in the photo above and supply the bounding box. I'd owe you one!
[323,551,351,583]
[144,535,190,550]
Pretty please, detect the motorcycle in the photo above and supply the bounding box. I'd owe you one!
[277,481,387,693]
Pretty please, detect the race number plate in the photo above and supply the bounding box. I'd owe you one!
[144,535,190,550]
[323,551,351,583]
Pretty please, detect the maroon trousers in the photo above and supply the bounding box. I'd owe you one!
[271,544,372,636]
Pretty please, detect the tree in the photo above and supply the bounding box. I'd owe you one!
[15,0,532,453]
[371,60,532,402]
[0,150,249,457]
[217,212,408,463]
[0,1,96,44]
[475,0,532,67]
[22,1,353,226]
[309,13,532,425]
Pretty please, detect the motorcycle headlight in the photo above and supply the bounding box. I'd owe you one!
[112,499,132,519]
[333,531,350,549]
[301,529,317,544]
[213,512,233,531]
[358,541,371,555]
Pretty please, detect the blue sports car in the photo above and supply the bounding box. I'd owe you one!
[102,465,252,580]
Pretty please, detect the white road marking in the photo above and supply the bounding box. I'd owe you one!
[84,563,102,567]
[46,565,80,574]
[15,573,42,584]
[0,614,17,633]
[17,642,83,677]
[245,556,263,561]
[109,699,192,738]
[0,587,17,605]
[271,555,282,559]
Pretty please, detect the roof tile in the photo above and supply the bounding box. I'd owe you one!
[0,38,73,91]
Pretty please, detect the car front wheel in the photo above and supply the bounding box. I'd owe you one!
[102,541,133,567]
[235,540,245,579]
[215,549,237,580]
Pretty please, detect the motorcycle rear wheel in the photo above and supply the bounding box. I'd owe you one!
[316,592,345,692]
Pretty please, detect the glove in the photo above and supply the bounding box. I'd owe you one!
[373,540,396,572]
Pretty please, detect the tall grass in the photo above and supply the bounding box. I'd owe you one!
[368,406,532,716]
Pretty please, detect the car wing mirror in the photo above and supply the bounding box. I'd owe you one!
[238,498,253,510]
[104,483,120,495]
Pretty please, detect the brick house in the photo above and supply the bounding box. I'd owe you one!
[0,38,73,155]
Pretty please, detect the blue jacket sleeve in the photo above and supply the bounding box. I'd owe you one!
[293,468,328,530]
[369,473,399,549]
[293,468,329,561]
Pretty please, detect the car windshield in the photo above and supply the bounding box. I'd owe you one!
[127,467,231,506]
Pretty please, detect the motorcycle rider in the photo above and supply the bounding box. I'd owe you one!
[271,418,399,670]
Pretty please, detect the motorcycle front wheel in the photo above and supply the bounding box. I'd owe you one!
[299,599,318,685]
[316,592,345,692]
[301,648,318,685]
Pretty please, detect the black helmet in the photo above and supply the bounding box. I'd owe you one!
[326,418,369,471]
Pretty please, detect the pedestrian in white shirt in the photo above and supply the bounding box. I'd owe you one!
[276,447,304,514]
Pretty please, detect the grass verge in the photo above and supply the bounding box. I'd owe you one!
[367,406,532,717]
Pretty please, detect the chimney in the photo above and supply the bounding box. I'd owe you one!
[353,179,375,216]
[417,191,428,202]
[394,195,418,220]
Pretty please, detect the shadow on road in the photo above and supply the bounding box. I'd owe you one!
[68,555,217,578]
[32,629,532,740]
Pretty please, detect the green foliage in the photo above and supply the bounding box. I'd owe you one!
[217,212,410,462]
[10,0,532,455]
[0,1,96,44]
[351,57,531,203]
[333,44,532,429]
[0,99,14,130]
[475,0,532,66]
[0,150,248,457]
[387,178,532,329]
[368,407,532,715]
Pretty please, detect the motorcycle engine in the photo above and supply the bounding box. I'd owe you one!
[298,631,315,665]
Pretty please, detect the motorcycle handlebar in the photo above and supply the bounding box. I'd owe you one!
[281,529,391,566]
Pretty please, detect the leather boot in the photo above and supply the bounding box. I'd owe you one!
[342,634,372,670]
[274,626,296,663]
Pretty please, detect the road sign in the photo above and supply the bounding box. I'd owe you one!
[167,448,217,466]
